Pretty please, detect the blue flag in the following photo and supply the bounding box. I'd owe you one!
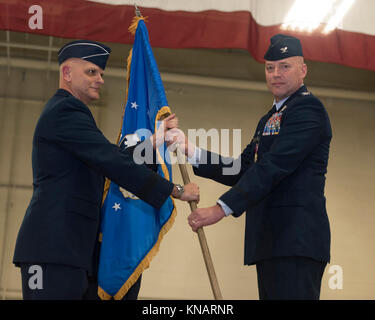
[98,17,176,300]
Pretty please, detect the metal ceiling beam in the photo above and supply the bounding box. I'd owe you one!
[0,57,375,102]
[0,41,59,52]
[5,32,10,76]
[46,36,54,80]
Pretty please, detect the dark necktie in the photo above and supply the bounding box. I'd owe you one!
[268,104,276,116]
[271,104,277,114]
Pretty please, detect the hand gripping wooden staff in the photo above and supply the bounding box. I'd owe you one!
[133,4,222,300]
[159,112,223,299]
[174,146,223,300]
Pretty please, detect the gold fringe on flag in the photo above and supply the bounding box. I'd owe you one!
[98,202,177,300]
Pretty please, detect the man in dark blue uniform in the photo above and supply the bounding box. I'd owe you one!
[13,40,199,300]
[175,34,332,299]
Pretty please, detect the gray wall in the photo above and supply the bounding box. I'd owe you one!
[0,64,374,299]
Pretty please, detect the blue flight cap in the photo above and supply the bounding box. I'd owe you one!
[264,34,303,61]
[58,40,111,70]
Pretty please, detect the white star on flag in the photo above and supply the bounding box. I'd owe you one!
[112,203,121,212]
[131,102,138,109]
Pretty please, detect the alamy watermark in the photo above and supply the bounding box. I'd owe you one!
[28,5,43,30]
[125,127,243,176]
[328,265,344,290]
[28,265,43,290]
[26,263,343,293]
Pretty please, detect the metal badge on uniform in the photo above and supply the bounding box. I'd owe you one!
[262,106,287,136]
[280,46,288,53]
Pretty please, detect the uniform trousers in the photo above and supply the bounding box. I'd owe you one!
[255,256,326,300]
[20,263,142,300]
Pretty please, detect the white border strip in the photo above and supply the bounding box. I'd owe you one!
[88,0,375,35]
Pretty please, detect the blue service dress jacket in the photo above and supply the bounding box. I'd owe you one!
[193,85,332,265]
[13,89,174,274]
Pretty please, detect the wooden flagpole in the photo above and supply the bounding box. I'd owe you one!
[135,2,223,300]
[175,147,223,300]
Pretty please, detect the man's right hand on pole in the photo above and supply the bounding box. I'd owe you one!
[165,128,196,158]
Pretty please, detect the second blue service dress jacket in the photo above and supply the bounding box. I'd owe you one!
[193,86,332,265]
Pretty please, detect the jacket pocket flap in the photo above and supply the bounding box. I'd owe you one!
[267,190,306,207]
[67,196,99,220]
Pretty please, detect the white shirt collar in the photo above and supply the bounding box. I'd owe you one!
[273,96,289,111]
[273,84,305,111]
